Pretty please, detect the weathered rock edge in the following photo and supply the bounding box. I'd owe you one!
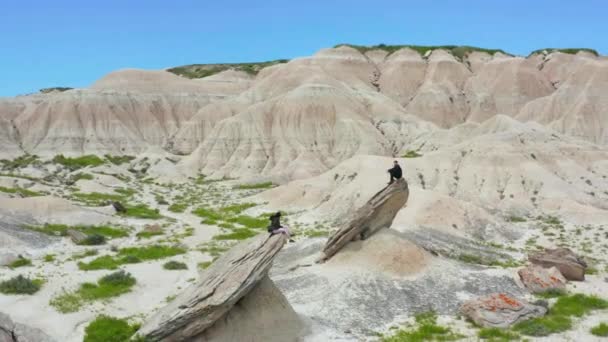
[320,178,409,261]
[137,233,287,341]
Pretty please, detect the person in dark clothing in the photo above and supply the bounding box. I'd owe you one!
[387,160,402,184]
[267,211,294,242]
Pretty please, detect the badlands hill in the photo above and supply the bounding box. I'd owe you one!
[1,44,608,342]
[1,44,607,180]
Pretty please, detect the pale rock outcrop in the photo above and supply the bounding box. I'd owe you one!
[517,264,567,294]
[138,233,294,341]
[459,293,547,328]
[321,178,409,261]
[0,313,55,342]
[529,248,588,281]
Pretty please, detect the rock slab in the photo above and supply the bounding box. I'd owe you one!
[0,312,55,342]
[321,178,409,261]
[459,293,547,328]
[529,247,587,281]
[518,264,567,294]
[138,233,287,341]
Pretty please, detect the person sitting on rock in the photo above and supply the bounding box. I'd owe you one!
[387,160,402,184]
[267,211,293,242]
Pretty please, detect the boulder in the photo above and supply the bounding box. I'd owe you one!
[138,233,288,341]
[111,201,126,213]
[320,178,409,261]
[143,224,163,234]
[0,253,19,267]
[66,229,87,244]
[0,312,55,342]
[529,247,587,281]
[459,293,547,328]
[518,264,567,294]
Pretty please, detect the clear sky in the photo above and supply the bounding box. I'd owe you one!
[1,0,606,97]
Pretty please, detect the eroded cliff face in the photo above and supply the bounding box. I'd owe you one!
[1,47,606,180]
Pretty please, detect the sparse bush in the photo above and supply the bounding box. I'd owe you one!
[81,234,106,246]
[0,154,39,170]
[84,315,140,342]
[168,202,188,213]
[9,257,32,268]
[53,154,105,170]
[28,223,128,239]
[121,204,162,219]
[591,323,608,337]
[50,271,136,313]
[163,261,188,270]
[234,182,274,190]
[44,254,56,262]
[0,275,42,295]
[381,311,463,341]
[104,155,135,166]
[0,185,44,197]
[402,150,422,158]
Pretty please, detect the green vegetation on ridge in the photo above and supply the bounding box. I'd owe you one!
[168,59,289,79]
[335,43,510,60]
[529,48,599,56]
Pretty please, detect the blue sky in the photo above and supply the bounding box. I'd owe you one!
[1,0,606,97]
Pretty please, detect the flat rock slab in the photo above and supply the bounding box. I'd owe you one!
[138,233,287,341]
[0,312,55,342]
[459,293,547,328]
[529,247,587,281]
[321,178,408,261]
[518,264,567,294]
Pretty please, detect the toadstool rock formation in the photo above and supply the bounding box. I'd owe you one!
[320,178,409,261]
[137,232,304,341]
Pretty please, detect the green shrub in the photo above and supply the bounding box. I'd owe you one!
[591,323,608,337]
[44,254,56,262]
[163,261,188,270]
[167,59,288,79]
[84,315,140,342]
[0,275,42,295]
[53,154,105,170]
[28,223,128,239]
[78,245,185,271]
[0,185,44,197]
[335,43,510,59]
[104,155,136,165]
[71,192,125,206]
[50,271,136,313]
[121,204,162,219]
[478,327,520,340]
[69,172,94,183]
[514,293,608,336]
[168,202,188,213]
[529,48,599,56]
[402,150,422,158]
[80,234,106,246]
[0,154,39,170]
[381,311,463,341]
[9,257,32,268]
[234,182,274,190]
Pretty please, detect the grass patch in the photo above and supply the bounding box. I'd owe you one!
[78,245,186,271]
[381,311,463,341]
[68,172,94,183]
[0,275,42,295]
[213,228,258,241]
[50,270,136,313]
[535,288,566,299]
[71,191,125,206]
[219,202,257,215]
[478,327,520,341]
[198,261,213,269]
[84,315,140,342]
[136,231,163,239]
[163,261,188,270]
[507,215,527,223]
[121,204,162,219]
[168,202,188,213]
[192,207,224,221]
[336,43,510,59]
[167,59,289,78]
[104,155,135,165]
[591,323,608,337]
[234,181,274,190]
[0,154,39,170]
[402,150,422,158]
[72,249,99,260]
[44,254,56,262]
[530,48,599,56]
[514,293,608,336]
[27,223,128,239]
[226,215,268,229]
[53,154,105,171]
[0,185,44,197]
[9,257,32,268]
